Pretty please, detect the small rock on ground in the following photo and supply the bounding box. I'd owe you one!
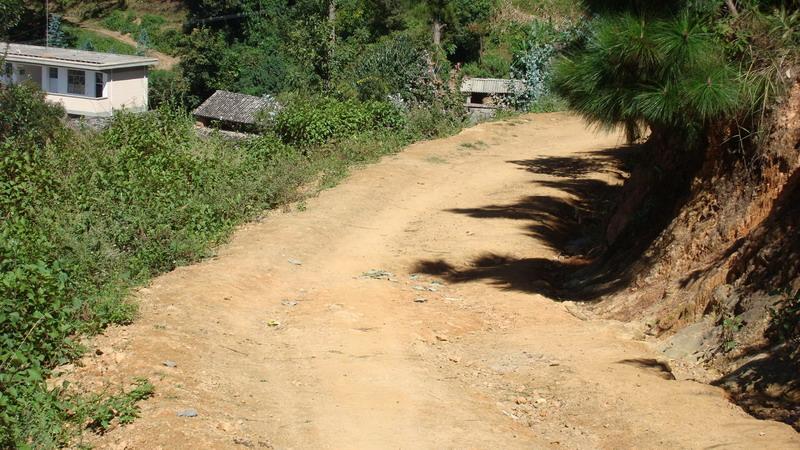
[177,408,198,417]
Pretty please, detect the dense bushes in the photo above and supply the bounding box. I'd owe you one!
[349,35,432,101]
[273,97,406,146]
[511,19,587,111]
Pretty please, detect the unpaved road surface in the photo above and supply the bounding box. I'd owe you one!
[69,114,799,449]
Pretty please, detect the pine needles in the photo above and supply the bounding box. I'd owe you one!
[552,8,750,143]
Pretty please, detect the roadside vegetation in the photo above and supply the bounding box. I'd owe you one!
[2,0,799,446]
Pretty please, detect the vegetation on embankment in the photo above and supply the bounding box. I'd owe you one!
[548,0,800,428]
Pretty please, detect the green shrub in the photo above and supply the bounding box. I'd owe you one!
[101,10,138,35]
[274,97,406,147]
[404,103,464,140]
[769,288,800,345]
[148,69,190,109]
[350,35,431,102]
[150,28,186,55]
[65,26,138,55]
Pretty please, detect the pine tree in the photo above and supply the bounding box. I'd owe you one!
[552,9,743,142]
[47,14,67,48]
[136,29,149,56]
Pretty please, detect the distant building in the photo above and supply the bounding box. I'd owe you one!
[1,43,157,117]
[193,90,276,132]
[460,77,525,117]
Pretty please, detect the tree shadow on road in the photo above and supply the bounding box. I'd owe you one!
[411,145,662,302]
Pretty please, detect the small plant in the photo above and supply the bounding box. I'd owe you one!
[768,288,800,345]
[721,314,744,352]
[75,378,154,433]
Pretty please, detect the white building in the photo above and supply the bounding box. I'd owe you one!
[1,43,158,117]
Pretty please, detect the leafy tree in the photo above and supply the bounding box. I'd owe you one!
[0,0,22,39]
[177,27,229,106]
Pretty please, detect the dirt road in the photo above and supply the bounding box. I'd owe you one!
[71,114,799,449]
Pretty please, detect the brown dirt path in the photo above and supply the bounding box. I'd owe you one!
[66,113,799,449]
[66,18,178,70]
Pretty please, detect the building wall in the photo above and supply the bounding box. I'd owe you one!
[45,94,114,117]
[109,67,148,112]
[1,61,149,116]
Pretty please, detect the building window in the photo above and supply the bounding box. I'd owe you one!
[49,67,59,91]
[4,63,12,77]
[67,69,85,95]
[95,72,105,98]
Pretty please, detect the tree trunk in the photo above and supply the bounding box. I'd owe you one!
[325,0,336,89]
[328,0,336,45]
[432,19,443,48]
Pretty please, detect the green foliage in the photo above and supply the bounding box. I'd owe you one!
[768,288,800,345]
[101,10,139,35]
[178,27,230,106]
[349,34,431,101]
[100,10,186,56]
[75,378,155,433]
[552,9,745,141]
[64,26,138,55]
[0,0,23,38]
[221,41,296,96]
[512,18,588,111]
[274,96,406,146]
[717,5,800,125]
[148,69,190,109]
[47,14,68,48]
[404,102,465,139]
[722,314,744,352]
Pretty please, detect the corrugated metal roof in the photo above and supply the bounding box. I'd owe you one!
[193,90,272,125]
[1,42,157,69]
[460,78,526,94]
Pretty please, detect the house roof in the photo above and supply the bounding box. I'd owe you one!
[460,78,526,95]
[193,90,272,125]
[1,43,157,70]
